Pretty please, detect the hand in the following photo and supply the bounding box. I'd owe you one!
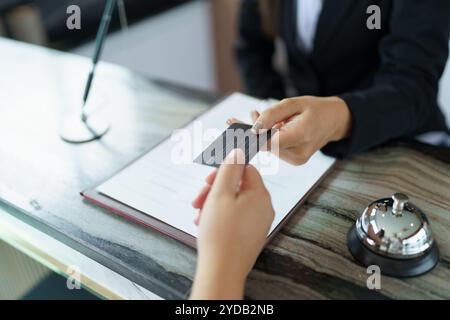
[190,149,275,300]
[230,96,352,165]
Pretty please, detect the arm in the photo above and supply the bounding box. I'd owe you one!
[190,150,274,299]
[236,0,285,99]
[238,1,450,165]
[325,0,450,157]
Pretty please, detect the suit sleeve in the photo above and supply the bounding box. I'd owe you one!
[235,0,285,99]
[323,0,450,158]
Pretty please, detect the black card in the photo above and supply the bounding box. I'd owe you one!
[193,123,274,168]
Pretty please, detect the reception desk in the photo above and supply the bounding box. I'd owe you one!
[0,38,449,299]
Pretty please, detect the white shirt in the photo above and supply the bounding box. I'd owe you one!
[297,0,324,53]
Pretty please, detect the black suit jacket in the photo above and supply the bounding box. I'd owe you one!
[236,0,450,157]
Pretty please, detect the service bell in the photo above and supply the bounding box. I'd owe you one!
[347,193,439,277]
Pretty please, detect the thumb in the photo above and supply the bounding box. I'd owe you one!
[239,165,267,192]
[252,99,302,133]
[211,149,246,195]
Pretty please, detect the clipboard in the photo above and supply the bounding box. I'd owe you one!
[81,165,334,249]
[82,188,198,248]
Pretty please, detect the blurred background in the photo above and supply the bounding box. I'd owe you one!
[0,0,243,299]
[0,0,449,120]
[0,0,449,299]
[0,0,244,93]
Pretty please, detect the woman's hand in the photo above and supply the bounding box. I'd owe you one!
[232,96,352,165]
[190,149,275,300]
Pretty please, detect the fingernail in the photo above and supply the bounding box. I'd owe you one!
[194,213,200,226]
[226,118,232,125]
[251,121,263,133]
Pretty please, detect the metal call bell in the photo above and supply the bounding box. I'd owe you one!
[347,193,439,277]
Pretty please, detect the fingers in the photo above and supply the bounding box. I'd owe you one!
[273,145,313,166]
[252,98,303,133]
[251,110,260,123]
[239,165,267,193]
[270,125,302,149]
[211,149,246,195]
[227,110,260,126]
[192,170,217,209]
[194,150,247,226]
[226,117,245,125]
[192,184,212,209]
[194,211,200,226]
[253,110,287,130]
[205,169,217,185]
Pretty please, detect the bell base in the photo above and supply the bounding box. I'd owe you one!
[60,114,110,144]
[347,225,439,278]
